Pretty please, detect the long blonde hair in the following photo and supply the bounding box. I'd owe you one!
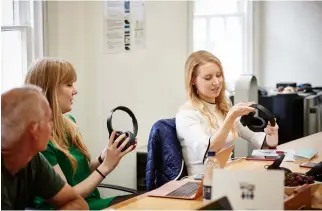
[184,50,236,134]
[24,58,91,172]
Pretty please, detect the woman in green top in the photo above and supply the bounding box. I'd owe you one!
[25,58,137,210]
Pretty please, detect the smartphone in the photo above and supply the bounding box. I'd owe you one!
[194,173,204,180]
[300,162,318,168]
[245,155,277,161]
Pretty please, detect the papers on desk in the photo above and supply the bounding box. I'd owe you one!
[251,149,295,161]
[252,149,280,157]
[252,148,318,162]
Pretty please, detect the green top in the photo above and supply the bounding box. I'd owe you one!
[34,115,116,210]
[1,153,65,210]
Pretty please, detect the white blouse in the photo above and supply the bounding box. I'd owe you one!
[175,100,266,175]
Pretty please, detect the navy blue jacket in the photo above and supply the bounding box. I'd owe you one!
[145,118,188,191]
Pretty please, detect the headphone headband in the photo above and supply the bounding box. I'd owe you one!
[250,104,276,126]
[106,106,138,137]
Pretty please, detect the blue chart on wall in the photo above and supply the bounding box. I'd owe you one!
[103,0,145,54]
[124,0,131,51]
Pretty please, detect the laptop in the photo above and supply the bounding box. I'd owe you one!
[147,178,203,200]
[211,169,285,210]
[212,145,234,168]
[196,196,233,210]
[147,145,234,200]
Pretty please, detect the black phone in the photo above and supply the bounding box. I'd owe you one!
[268,154,285,169]
[266,154,292,173]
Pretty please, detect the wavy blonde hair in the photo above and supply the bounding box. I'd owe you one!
[185,50,236,135]
[24,58,91,172]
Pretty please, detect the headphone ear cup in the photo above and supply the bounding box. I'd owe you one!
[117,131,133,152]
[248,117,266,132]
[114,131,123,140]
[113,131,125,148]
[240,112,255,126]
[125,131,135,142]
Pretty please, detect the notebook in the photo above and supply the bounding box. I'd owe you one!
[211,169,285,210]
[294,148,318,160]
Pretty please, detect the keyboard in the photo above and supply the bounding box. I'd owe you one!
[166,181,200,197]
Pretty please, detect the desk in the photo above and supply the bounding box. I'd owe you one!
[107,132,322,210]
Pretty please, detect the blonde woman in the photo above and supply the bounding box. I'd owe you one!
[25,58,136,210]
[176,50,279,175]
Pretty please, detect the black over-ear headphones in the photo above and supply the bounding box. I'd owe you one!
[240,104,276,132]
[106,106,138,152]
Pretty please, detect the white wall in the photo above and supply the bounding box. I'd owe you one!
[255,1,322,88]
[46,0,188,192]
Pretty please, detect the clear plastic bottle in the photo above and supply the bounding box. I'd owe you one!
[203,151,220,201]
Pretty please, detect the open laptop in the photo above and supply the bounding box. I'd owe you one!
[147,178,203,200]
[211,144,234,168]
[211,169,285,210]
[147,145,234,200]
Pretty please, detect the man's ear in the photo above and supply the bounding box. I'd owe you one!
[28,122,40,141]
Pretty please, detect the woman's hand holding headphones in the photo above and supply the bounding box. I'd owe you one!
[228,102,256,120]
[100,132,137,161]
[264,120,279,148]
[100,131,135,173]
[264,120,279,136]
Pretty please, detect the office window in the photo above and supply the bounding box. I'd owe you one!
[191,0,253,91]
[1,0,44,93]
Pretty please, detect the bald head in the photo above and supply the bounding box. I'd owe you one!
[1,85,50,149]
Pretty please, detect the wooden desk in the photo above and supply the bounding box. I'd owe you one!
[107,132,322,210]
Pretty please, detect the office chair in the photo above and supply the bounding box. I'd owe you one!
[146,118,188,191]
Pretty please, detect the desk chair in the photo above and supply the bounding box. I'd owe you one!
[146,118,188,191]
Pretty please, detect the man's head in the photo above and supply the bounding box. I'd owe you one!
[1,85,53,156]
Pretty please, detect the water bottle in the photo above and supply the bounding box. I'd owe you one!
[203,150,220,201]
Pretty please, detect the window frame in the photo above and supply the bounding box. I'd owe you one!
[1,0,44,92]
[188,0,254,90]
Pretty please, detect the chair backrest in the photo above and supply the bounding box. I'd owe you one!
[145,118,188,191]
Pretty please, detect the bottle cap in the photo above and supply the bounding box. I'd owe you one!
[207,151,216,156]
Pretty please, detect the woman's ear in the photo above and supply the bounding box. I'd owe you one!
[192,78,196,86]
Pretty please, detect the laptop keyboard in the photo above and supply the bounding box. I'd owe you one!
[166,181,200,197]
